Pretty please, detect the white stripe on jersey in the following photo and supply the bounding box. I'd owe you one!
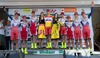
[11,19,20,27]
[73,19,81,27]
[65,22,73,28]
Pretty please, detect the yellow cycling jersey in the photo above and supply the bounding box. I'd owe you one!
[45,16,53,27]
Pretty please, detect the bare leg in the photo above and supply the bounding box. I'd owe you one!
[79,39,82,49]
[33,35,37,48]
[41,39,43,48]
[39,39,43,48]
[48,35,51,42]
[16,39,18,50]
[46,35,49,48]
[49,35,52,48]
[21,41,23,48]
[61,35,64,48]
[84,39,88,49]
[68,39,70,49]
[88,38,93,54]
[54,40,58,48]
[31,35,33,43]
[25,40,27,48]
[11,40,14,50]
[76,39,78,49]
[23,40,26,48]
[62,35,64,42]
[71,39,74,49]
[88,38,92,49]
[33,35,36,43]
[64,36,66,43]
[64,36,66,48]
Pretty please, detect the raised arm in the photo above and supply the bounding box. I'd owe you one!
[4,7,13,20]
[88,1,94,19]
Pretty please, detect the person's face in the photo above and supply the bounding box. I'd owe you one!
[67,18,71,21]
[55,14,58,18]
[41,12,44,17]
[82,13,86,18]
[74,14,78,18]
[32,13,35,16]
[23,17,26,21]
[15,14,19,19]
[7,21,10,25]
[61,14,64,18]
[47,11,50,15]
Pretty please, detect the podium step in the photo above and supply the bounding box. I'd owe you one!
[25,49,64,58]
[27,49,64,55]
[25,49,91,58]
[25,55,63,58]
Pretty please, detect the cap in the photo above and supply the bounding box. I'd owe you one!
[22,15,26,18]
[14,12,20,16]
[74,12,78,15]
[66,15,71,19]
[46,9,50,12]
[31,11,35,14]
[81,12,85,15]
[60,12,64,15]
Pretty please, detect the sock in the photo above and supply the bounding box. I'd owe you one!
[34,43,37,48]
[90,48,92,52]
[31,43,34,48]
[21,48,24,52]
[80,48,82,50]
[16,49,18,51]
[68,47,70,50]
[61,42,64,48]
[24,48,28,54]
[25,48,27,52]
[46,42,49,48]
[72,48,74,50]
[64,42,66,48]
[49,42,52,48]
[76,48,79,50]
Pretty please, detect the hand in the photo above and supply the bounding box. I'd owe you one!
[82,9,85,12]
[3,7,7,11]
[91,1,94,7]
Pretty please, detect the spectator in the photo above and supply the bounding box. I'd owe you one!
[0,18,6,50]
[5,20,11,50]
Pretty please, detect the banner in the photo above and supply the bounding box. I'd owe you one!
[33,50,64,54]
[23,9,32,14]
[64,7,77,12]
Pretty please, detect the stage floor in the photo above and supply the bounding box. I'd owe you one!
[25,54,100,58]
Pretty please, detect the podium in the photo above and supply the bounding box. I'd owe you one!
[25,49,91,58]
[0,49,91,58]
[65,49,91,58]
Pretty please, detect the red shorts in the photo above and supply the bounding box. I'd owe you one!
[83,26,90,39]
[60,26,67,35]
[74,27,81,40]
[11,26,19,41]
[30,26,36,35]
[21,27,27,40]
[45,27,52,35]
[67,28,73,39]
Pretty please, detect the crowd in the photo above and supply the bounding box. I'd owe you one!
[0,1,94,55]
